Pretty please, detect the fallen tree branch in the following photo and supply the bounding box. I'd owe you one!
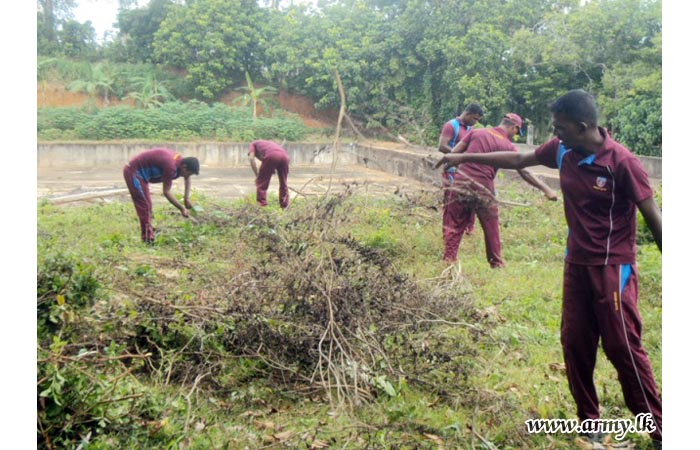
[43,188,128,204]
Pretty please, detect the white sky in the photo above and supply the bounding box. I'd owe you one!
[73,0,146,41]
[73,0,317,42]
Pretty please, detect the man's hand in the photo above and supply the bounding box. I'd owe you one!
[544,190,558,201]
[180,208,190,218]
[433,154,460,170]
[185,199,194,209]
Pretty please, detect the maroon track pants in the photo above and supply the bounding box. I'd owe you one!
[256,151,290,208]
[442,178,504,267]
[123,165,154,242]
[561,263,662,441]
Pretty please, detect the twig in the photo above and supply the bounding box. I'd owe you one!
[37,414,54,450]
[325,69,346,198]
[472,422,499,450]
[288,186,307,197]
[184,371,210,433]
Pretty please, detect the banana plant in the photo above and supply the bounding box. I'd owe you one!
[233,71,277,120]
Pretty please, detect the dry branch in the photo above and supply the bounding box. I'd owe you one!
[44,188,128,204]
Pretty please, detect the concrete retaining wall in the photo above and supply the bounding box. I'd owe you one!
[37,142,355,169]
[37,142,661,183]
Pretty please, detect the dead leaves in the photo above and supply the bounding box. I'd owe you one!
[423,433,446,449]
[243,410,335,448]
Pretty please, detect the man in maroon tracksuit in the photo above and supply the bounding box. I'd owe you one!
[438,103,484,241]
[123,148,199,243]
[436,89,662,448]
[443,113,558,267]
[248,140,290,208]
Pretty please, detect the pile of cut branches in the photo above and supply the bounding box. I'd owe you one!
[37,187,480,447]
[123,188,476,406]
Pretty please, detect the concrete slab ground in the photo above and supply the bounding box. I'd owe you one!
[36,142,659,205]
[37,163,436,205]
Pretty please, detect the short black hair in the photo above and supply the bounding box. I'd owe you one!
[182,156,200,175]
[550,89,598,125]
[464,103,484,116]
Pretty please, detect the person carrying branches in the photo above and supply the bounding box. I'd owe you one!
[437,103,484,244]
[123,148,199,244]
[435,89,662,449]
[441,112,558,267]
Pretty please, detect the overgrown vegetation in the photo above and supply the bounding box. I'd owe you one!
[37,180,662,449]
[37,0,662,152]
[37,102,310,141]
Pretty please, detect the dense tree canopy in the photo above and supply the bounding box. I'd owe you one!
[37,0,662,154]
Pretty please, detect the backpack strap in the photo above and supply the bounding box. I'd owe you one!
[449,118,461,148]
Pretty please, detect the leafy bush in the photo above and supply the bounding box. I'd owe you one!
[609,94,662,157]
[37,250,100,338]
[38,102,311,141]
[37,107,91,131]
[38,57,93,83]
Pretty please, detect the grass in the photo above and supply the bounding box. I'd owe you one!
[36,179,662,449]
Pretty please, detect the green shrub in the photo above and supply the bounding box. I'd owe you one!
[37,250,100,334]
[37,107,91,131]
[38,102,311,141]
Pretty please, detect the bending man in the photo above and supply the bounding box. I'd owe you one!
[248,140,290,208]
[123,148,199,243]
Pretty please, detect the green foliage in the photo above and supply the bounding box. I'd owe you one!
[637,185,662,245]
[611,94,662,157]
[37,107,91,131]
[37,102,310,141]
[38,0,661,147]
[68,62,119,108]
[113,0,176,63]
[37,250,100,338]
[38,56,94,83]
[37,0,88,57]
[56,19,98,59]
[153,0,268,100]
[233,71,278,120]
[37,339,161,450]
[126,73,175,109]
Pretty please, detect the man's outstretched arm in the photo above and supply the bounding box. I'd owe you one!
[435,150,540,170]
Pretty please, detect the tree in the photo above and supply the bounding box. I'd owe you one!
[37,0,78,55]
[153,0,268,101]
[68,63,118,109]
[57,19,97,58]
[115,0,176,63]
[508,0,660,143]
[600,32,662,156]
[126,74,174,109]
